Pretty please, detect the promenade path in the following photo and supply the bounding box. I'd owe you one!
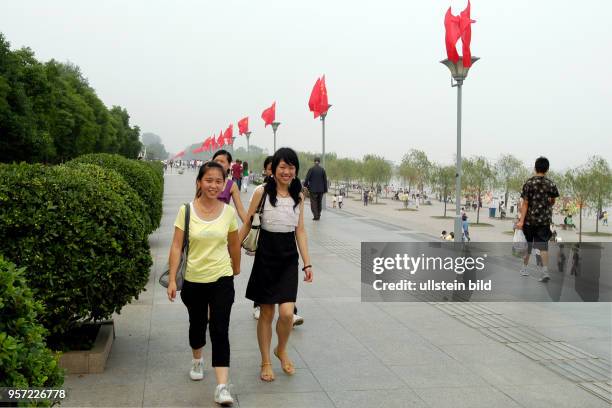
[62,172,611,407]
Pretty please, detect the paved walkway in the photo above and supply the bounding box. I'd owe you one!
[62,172,611,407]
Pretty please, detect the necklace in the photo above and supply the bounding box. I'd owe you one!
[277,191,290,198]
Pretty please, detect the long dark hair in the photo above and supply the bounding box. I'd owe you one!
[264,147,302,209]
[196,161,226,198]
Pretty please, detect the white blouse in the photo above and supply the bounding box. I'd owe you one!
[261,194,300,233]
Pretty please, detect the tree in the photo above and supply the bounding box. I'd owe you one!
[585,156,612,233]
[362,155,392,203]
[431,164,456,217]
[565,166,594,243]
[141,132,168,160]
[496,154,527,210]
[463,156,494,224]
[399,149,431,193]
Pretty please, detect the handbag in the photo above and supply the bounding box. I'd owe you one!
[241,191,267,252]
[159,203,190,290]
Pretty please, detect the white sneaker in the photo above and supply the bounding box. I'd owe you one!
[253,306,260,320]
[520,267,530,276]
[293,314,304,327]
[189,358,204,381]
[214,384,234,406]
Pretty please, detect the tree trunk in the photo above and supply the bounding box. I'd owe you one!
[443,186,448,217]
[595,205,600,233]
[579,205,583,244]
[476,189,481,224]
[504,188,509,210]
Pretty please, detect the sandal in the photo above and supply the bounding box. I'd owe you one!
[273,347,295,375]
[260,362,275,382]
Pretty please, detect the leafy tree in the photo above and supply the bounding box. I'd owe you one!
[496,154,527,210]
[463,156,494,224]
[362,154,392,203]
[399,149,430,193]
[585,156,612,233]
[565,166,594,243]
[431,164,456,216]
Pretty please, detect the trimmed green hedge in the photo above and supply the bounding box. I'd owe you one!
[0,256,64,401]
[0,163,152,344]
[70,153,162,233]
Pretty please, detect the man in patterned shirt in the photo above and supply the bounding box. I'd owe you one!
[516,157,560,282]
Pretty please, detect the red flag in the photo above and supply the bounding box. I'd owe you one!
[444,1,475,67]
[459,1,475,67]
[192,146,203,154]
[223,124,233,145]
[238,117,249,135]
[308,76,330,118]
[210,135,217,151]
[261,102,276,127]
[217,131,224,148]
[173,150,185,159]
[203,137,211,151]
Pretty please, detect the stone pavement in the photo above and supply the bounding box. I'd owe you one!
[62,172,612,407]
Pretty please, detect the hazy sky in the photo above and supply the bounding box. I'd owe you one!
[2,0,611,169]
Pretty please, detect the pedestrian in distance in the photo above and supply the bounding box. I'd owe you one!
[337,193,343,209]
[166,161,241,406]
[240,148,313,382]
[304,157,328,220]
[516,156,560,282]
[212,150,248,224]
[251,156,304,327]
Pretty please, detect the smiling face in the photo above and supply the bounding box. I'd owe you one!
[274,159,296,187]
[197,167,225,199]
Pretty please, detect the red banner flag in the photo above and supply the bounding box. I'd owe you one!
[217,130,224,148]
[203,136,211,151]
[223,124,233,145]
[238,117,249,135]
[444,1,475,67]
[261,102,276,127]
[308,75,330,119]
[192,146,203,154]
[210,135,217,151]
[173,150,185,159]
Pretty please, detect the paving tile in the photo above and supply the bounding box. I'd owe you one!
[413,385,523,408]
[466,361,572,386]
[497,384,611,408]
[62,383,144,407]
[308,357,405,391]
[327,388,430,408]
[236,391,334,408]
[390,359,487,388]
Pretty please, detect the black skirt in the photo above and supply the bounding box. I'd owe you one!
[246,229,299,304]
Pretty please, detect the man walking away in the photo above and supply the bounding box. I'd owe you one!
[516,157,560,282]
[231,160,243,191]
[304,157,328,220]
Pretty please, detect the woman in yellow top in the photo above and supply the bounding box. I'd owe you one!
[167,161,241,406]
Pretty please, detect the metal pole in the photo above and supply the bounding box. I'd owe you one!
[273,128,276,153]
[454,81,463,241]
[246,132,251,155]
[321,112,327,210]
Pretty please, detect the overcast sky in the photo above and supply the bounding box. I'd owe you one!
[2,0,610,169]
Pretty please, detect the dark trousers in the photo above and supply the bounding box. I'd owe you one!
[253,301,298,314]
[310,192,323,218]
[233,177,242,191]
[180,277,234,367]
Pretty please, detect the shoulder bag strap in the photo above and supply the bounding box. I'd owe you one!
[183,203,190,259]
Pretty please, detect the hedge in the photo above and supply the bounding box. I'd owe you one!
[0,163,152,345]
[0,256,64,404]
[70,153,162,233]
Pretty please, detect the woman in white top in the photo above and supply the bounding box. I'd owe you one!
[239,148,313,382]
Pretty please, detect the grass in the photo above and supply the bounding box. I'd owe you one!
[371,202,387,205]
[503,230,515,236]
[470,223,494,227]
[431,216,454,219]
[581,231,612,237]
[396,208,418,212]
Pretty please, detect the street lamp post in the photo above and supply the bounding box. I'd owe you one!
[245,131,252,155]
[271,122,281,153]
[441,57,479,241]
[320,105,332,210]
